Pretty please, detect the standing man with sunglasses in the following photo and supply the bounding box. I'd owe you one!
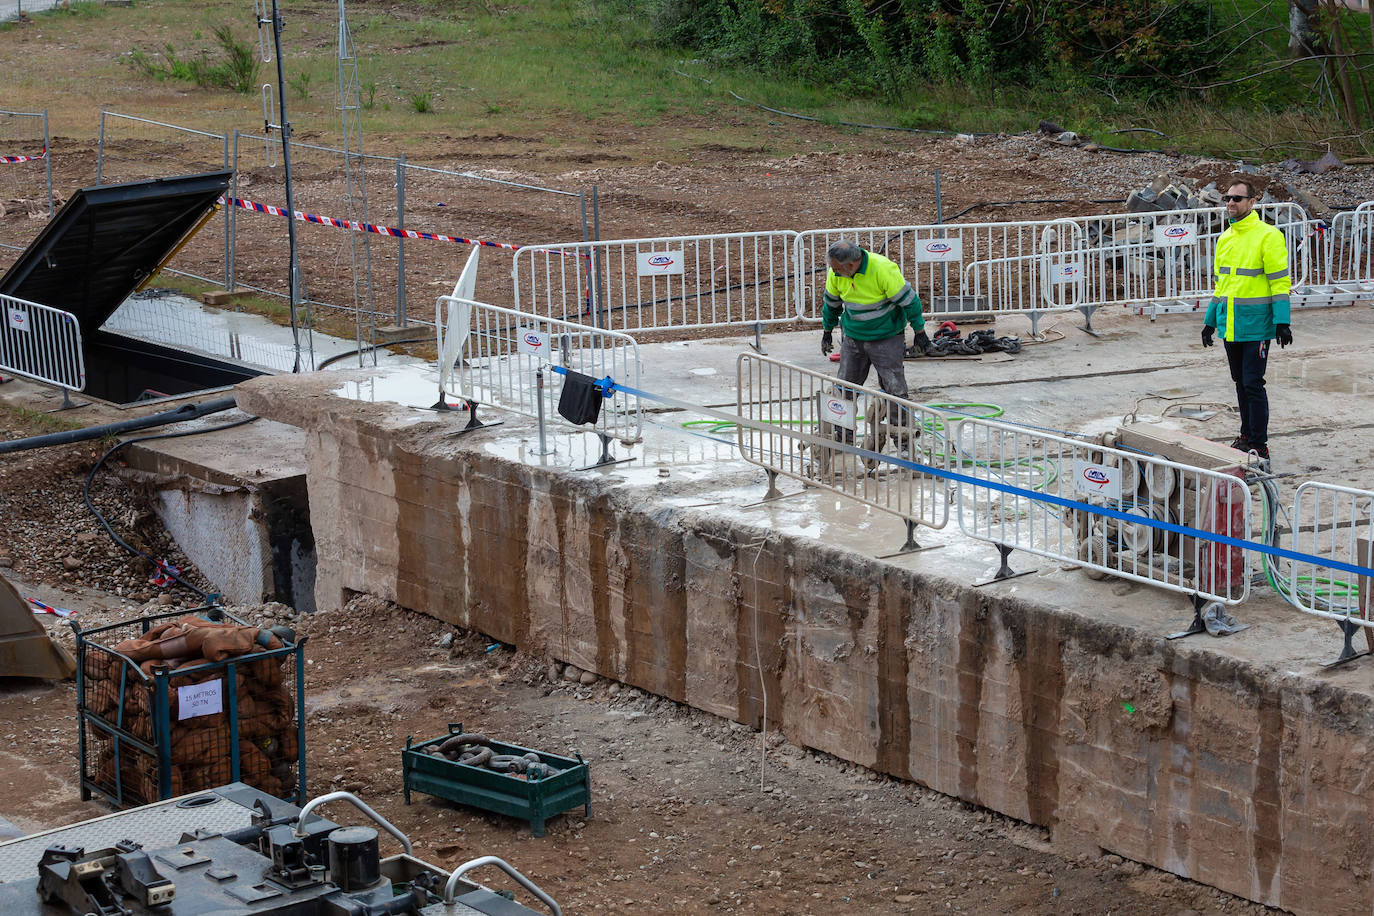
[1201,179,1292,462]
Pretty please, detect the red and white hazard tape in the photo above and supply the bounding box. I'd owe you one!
[219,195,564,254]
[0,146,47,164]
[149,560,181,588]
[27,597,77,618]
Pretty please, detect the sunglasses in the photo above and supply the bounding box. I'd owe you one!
[1221,194,1252,203]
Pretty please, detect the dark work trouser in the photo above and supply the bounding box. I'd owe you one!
[837,332,910,429]
[1223,339,1269,449]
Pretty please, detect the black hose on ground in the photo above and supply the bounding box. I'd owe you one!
[0,397,239,455]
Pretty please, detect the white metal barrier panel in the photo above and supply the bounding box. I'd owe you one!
[513,231,799,334]
[735,352,951,531]
[1302,202,1374,298]
[0,294,85,391]
[798,203,1309,328]
[437,295,642,443]
[797,220,1055,325]
[954,417,1251,604]
[1288,482,1374,625]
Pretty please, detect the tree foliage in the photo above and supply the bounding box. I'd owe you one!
[645,0,1227,100]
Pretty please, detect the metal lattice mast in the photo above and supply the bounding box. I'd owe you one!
[337,0,376,365]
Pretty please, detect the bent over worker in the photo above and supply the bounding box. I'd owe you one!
[1201,179,1292,462]
[820,240,930,428]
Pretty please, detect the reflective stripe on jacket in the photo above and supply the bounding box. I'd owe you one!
[821,250,923,341]
[1203,212,1291,342]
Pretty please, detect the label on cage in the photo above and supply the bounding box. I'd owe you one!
[821,396,856,430]
[1050,262,1083,284]
[1153,223,1198,247]
[517,327,549,356]
[178,679,224,720]
[1073,460,1121,500]
[636,251,684,276]
[913,238,963,262]
[6,307,30,333]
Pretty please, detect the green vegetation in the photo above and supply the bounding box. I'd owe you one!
[12,0,1373,161]
[2,404,85,435]
[127,24,258,94]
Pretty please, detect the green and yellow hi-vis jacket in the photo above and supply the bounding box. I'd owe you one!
[1203,211,1291,343]
[821,250,923,341]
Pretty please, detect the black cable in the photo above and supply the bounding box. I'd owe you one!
[83,415,259,603]
[316,337,433,370]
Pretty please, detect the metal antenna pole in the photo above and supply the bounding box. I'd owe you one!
[261,0,304,372]
[337,0,376,367]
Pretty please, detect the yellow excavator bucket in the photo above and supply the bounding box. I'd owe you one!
[0,574,76,680]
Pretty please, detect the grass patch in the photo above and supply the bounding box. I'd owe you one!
[2,404,85,435]
[127,23,258,94]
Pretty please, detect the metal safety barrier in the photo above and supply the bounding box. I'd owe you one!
[798,204,1309,333]
[438,295,642,444]
[1293,202,1374,308]
[954,417,1251,604]
[0,108,52,229]
[735,352,951,543]
[1288,481,1374,625]
[0,293,85,391]
[513,231,799,340]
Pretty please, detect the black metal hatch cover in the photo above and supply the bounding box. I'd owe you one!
[0,171,232,337]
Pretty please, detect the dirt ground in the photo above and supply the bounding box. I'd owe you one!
[2,107,1359,913]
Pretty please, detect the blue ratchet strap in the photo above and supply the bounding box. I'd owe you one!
[550,367,1374,582]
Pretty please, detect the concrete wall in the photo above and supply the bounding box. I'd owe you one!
[240,382,1374,915]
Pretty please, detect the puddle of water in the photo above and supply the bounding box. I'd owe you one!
[105,292,429,375]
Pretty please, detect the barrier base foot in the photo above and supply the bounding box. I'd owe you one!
[1076,305,1100,337]
[973,544,1035,586]
[580,434,635,471]
[749,322,767,356]
[1321,617,1372,669]
[879,523,943,559]
[763,469,783,501]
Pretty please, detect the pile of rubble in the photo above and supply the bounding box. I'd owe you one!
[1125,173,1270,214]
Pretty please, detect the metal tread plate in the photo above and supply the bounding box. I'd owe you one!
[0,786,259,884]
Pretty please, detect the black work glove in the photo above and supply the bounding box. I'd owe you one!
[1276,324,1292,348]
[820,329,834,356]
[1201,325,1214,348]
[913,330,932,354]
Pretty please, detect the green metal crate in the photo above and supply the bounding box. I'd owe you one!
[402,723,590,837]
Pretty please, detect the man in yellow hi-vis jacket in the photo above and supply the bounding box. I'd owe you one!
[1202,179,1293,462]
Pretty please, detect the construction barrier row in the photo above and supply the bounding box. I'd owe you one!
[509,202,1323,338]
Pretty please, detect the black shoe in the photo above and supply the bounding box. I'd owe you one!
[1229,436,1250,451]
[1252,445,1269,461]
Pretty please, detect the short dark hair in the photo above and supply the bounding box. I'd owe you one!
[1226,178,1257,199]
[827,240,864,263]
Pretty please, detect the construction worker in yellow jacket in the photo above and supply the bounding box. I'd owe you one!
[1202,179,1292,462]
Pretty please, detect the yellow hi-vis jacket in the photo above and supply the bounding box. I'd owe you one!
[1203,211,1291,342]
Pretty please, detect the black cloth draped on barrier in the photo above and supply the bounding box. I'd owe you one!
[557,370,603,425]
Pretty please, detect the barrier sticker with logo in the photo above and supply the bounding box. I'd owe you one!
[6,308,30,333]
[516,327,550,357]
[913,238,963,263]
[177,679,224,720]
[1073,460,1121,500]
[1152,224,1198,248]
[1051,262,1084,285]
[821,396,856,430]
[636,250,684,277]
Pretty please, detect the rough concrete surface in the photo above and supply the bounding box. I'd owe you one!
[235,302,1374,915]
